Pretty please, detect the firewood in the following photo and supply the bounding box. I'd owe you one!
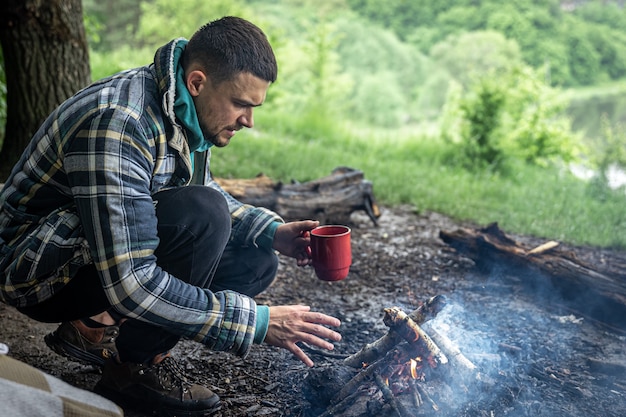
[382,307,448,366]
[414,381,439,412]
[424,326,476,373]
[408,379,423,407]
[330,350,392,405]
[374,371,414,417]
[586,358,626,378]
[343,295,447,368]
[315,299,478,416]
[215,166,381,225]
[330,344,421,407]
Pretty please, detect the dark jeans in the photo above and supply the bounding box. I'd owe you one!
[19,186,278,363]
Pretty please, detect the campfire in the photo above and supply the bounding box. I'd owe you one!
[305,295,485,417]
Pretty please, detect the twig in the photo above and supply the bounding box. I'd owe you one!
[409,379,423,407]
[239,369,270,385]
[498,342,522,353]
[414,382,439,412]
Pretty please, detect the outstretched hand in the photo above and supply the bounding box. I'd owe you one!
[272,220,319,266]
[264,305,341,367]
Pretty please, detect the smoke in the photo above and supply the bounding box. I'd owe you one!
[416,266,598,417]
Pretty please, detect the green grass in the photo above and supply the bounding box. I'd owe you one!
[211,113,626,249]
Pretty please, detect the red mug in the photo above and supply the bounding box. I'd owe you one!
[310,225,352,281]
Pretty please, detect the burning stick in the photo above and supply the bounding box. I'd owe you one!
[383,307,448,366]
[374,371,415,417]
[424,326,476,375]
[344,295,447,368]
[330,344,418,407]
[330,351,390,405]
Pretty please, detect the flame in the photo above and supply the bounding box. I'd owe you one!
[410,358,421,379]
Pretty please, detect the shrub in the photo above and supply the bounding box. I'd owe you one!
[458,77,506,170]
[440,64,582,172]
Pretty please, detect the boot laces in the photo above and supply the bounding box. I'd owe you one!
[155,357,193,393]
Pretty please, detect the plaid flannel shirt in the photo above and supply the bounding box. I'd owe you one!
[0,39,282,357]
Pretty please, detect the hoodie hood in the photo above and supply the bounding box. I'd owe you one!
[153,38,211,155]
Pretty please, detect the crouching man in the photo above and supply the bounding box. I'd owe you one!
[0,16,341,417]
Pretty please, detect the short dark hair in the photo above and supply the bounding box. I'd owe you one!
[183,16,277,85]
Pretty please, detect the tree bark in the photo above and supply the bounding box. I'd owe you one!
[0,0,90,181]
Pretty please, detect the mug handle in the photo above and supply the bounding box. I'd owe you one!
[302,230,312,257]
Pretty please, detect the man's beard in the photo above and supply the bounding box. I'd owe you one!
[201,124,220,147]
[205,132,220,147]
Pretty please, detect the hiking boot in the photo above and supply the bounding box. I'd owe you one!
[44,320,118,367]
[94,354,221,417]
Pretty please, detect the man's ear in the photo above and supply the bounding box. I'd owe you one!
[186,70,207,97]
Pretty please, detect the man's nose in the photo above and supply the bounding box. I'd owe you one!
[239,109,254,128]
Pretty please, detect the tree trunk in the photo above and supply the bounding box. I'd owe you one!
[0,0,90,181]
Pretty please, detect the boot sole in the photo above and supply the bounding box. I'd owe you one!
[44,331,107,367]
[94,381,222,417]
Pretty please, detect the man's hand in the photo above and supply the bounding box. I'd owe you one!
[264,305,341,367]
[272,220,319,266]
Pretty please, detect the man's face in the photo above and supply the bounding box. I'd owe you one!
[188,70,270,147]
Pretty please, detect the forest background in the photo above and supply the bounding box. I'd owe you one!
[2,0,626,248]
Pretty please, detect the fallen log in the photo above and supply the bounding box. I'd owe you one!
[439,223,626,329]
[214,166,381,225]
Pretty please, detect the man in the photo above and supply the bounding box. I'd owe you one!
[0,16,341,417]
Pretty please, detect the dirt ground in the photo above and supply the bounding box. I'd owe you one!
[1,205,626,417]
